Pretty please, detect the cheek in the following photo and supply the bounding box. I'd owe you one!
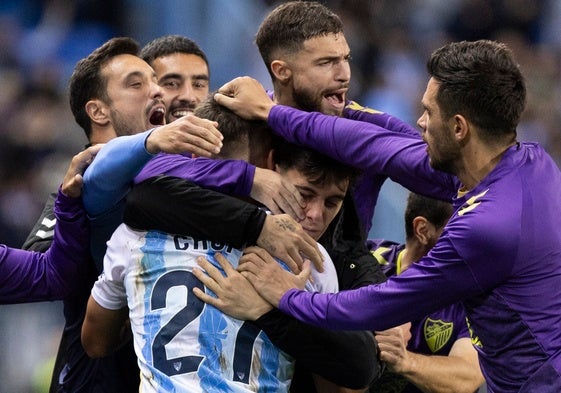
[325,207,341,224]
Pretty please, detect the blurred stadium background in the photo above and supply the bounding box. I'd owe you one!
[0,0,559,391]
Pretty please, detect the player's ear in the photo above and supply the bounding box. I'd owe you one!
[86,99,110,127]
[271,60,292,84]
[266,149,275,170]
[412,216,431,246]
[451,114,469,143]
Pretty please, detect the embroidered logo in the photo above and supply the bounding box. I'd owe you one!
[457,189,489,216]
[424,318,453,353]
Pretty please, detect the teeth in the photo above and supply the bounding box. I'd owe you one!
[172,110,190,118]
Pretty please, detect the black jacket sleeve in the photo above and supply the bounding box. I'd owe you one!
[254,309,381,389]
[123,175,266,248]
[123,175,382,389]
[22,193,57,252]
[320,192,387,289]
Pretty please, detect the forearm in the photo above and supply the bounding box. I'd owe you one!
[124,176,265,247]
[399,351,483,393]
[344,101,419,137]
[0,189,89,303]
[135,154,255,196]
[268,105,457,201]
[254,309,381,389]
[83,130,154,216]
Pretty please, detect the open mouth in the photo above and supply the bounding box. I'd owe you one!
[149,107,165,126]
[324,91,345,108]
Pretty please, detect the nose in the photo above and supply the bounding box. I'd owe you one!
[177,85,198,106]
[417,111,426,132]
[305,201,324,222]
[151,80,164,99]
[335,61,351,83]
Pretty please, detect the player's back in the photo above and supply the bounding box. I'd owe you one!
[104,224,294,393]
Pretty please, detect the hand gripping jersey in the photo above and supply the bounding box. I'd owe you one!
[92,223,337,393]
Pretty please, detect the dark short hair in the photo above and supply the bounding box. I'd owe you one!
[140,35,209,74]
[69,37,139,139]
[194,94,274,164]
[255,1,343,79]
[427,39,526,140]
[273,139,359,188]
[404,193,453,240]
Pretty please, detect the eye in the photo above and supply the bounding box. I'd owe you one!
[194,80,209,89]
[161,80,179,89]
[299,191,313,202]
[325,199,341,209]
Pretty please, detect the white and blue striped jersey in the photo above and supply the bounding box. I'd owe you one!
[92,223,337,393]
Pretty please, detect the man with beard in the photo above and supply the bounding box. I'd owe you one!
[81,96,370,392]
[212,39,561,393]
[140,35,210,123]
[108,5,414,391]
[22,37,222,393]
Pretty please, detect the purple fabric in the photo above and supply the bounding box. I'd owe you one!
[0,189,89,303]
[270,105,561,392]
[134,153,255,196]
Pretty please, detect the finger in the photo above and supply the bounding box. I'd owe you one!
[237,257,262,276]
[265,199,283,215]
[195,256,225,282]
[178,126,223,156]
[187,144,221,158]
[295,235,324,272]
[181,117,223,145]
[299,259,312,282]
[247,246,278,266]
[279,251,301,275]
[192,286,220,307]
[213,253,236,275]
[278,181,306,214]
[192,266,221,294]
[274,194,305,221]
[214,91,235,108]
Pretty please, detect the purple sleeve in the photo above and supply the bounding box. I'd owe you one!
[0,189,89,304]
[268,105,458,201]
[278,234,482,331]
[344,101,420,137]
[134,153,255,196]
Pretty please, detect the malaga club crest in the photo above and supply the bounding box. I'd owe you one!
[424,318,453,353]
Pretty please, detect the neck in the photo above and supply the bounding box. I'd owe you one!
[456,138,517,191]
[89,127,117,145]
[272,83,295,107]
[400,243,416,272]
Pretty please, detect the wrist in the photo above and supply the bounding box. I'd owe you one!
[248,302,274,321]
[144,128,159,154]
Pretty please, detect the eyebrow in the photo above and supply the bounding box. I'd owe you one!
[160,72,209,81]
[123,70,147,84]
[297,184,346,200]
